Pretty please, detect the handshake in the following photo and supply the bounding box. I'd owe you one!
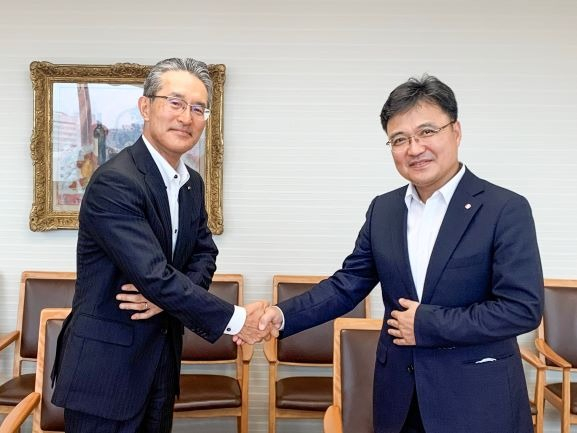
[116,286,284,345]
[232,301,283,345]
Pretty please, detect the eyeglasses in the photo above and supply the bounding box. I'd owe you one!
[147,95,211,120]
[386,120,455,152]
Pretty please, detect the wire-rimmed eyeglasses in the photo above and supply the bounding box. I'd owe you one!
[147,95,211,120]
[386,120,455,152]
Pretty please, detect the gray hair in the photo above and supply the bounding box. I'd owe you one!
[143,58,213,108]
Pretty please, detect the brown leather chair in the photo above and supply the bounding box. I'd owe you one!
[173,274,253,433]
[0,271,75,422]
[33,308,70,432]
[263,275,370,433]
[323,317,382,433]
[0,308,70,433]
[533,278,577,433]
[520,347,545,433]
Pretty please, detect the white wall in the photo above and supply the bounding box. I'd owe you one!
[1,1,576,432]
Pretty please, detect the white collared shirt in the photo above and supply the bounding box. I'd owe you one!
[143,137,189,256]
[143,136,245,334]
[405,164,466,300]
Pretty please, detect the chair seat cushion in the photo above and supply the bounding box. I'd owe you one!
[0,373,36,405]
[276,376,332,411]
[546,382,577,414]
[174,374,241,411]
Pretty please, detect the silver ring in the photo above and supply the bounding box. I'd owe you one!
[144,302,149,310]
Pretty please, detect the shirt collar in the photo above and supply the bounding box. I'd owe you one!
[142,136,190,187]
[404,163,466,208]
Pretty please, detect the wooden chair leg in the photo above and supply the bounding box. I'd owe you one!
[268,405,276,433]
[268,373,276,433]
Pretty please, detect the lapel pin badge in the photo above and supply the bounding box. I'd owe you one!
[465,203,472,210]
[187,186,191,190]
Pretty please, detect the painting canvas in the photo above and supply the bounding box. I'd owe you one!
[51,82,204,210]
[29,61,224,233]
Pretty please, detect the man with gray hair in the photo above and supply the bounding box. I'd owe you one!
[51,58,272,432]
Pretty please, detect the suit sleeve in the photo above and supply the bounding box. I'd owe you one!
[415,194,544,347]
[279,198,380,337]
[80,167,232,342]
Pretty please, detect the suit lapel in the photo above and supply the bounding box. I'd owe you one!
[421,169,484,304]
[131,138,173,260]
[172,179,194,268]
[389,188,419,299]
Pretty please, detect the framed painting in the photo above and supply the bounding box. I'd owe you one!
[29,61,224,234]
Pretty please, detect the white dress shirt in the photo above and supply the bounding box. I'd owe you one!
[405,164,465,300]
[143,137,246,335]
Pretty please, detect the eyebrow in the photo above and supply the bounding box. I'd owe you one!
[165,92,207,108]
[389,122,439,138]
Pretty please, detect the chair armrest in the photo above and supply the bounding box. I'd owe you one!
[0,330,19,352]
[520,347,546,370]
[240,342,254,362]
[0,392,40,433]
[323,405,343,433]
[263,337,277,363]
[535,338,571,369]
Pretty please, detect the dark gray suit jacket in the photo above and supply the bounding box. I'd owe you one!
[52,138,233,420]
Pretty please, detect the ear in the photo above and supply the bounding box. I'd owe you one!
[452,120,462,145]
[138,96,150,122]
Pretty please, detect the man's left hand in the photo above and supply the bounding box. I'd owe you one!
[387,298,419,346]
[116,284,163,320]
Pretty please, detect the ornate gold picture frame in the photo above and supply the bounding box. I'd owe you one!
[29,61,224,234]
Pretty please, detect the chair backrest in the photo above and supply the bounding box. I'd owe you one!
[34,308,71,433]
[333,318,382,433]
[15,271,75,370]
[542,278,577,367]
[275,275,369,364]
[181,274,242,363]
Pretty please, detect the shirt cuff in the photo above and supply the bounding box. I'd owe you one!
[223,305,246,335]
[274,306,286,331]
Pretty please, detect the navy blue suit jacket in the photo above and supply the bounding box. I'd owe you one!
[278,168,543,433]
[52,138,234,420]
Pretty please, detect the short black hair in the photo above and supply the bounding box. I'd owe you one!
[380,75,458,132]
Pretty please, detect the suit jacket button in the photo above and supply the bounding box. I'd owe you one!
[161,328,168,335]
[407,364,414,373]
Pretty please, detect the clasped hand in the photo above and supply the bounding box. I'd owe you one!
[232,301,282,345]
[387,298,419,346]
[116,284,282,345]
